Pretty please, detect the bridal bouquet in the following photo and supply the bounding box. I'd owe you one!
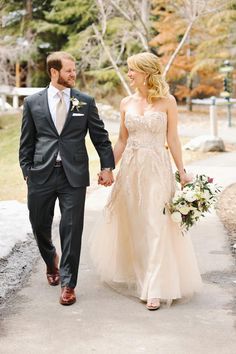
[164,172,221,232]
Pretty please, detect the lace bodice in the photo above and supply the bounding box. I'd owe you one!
[125,111,167,149]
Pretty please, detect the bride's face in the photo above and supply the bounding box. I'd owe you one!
[127,67,146,89]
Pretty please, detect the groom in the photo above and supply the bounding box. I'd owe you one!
[19,51,115,305]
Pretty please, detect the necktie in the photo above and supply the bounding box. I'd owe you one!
[56,91,67,134]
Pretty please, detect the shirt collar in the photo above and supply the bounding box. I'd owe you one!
[48,83,71,98]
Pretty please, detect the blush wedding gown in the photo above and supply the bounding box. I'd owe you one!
[90,111,202,302]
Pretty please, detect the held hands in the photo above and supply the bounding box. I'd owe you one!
[97,170,114,187]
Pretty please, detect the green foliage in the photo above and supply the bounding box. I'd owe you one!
[46,0,96,32]
[31,70,49,87]
[1,0,235,99]
[86,69,121,86]
[105,17,130,38]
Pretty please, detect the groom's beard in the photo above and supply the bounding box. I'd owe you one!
[57,73,76,88]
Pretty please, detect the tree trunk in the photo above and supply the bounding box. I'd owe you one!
[163,21,194,78]
[26,0,32,20]
[186,75,193,111]
[92,24,132,96]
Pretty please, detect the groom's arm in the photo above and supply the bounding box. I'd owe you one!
[19,99,36,179]
[87,97,115,170]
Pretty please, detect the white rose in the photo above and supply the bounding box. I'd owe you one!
[184,190,197,202]
[178,205,190,215]
[171,211,182,223]
[172,191,183,203]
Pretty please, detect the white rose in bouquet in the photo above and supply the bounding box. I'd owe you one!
[177,205,190,215]
[184,190,197,202]
[165,171,221,233]
[172,191,183,203]
[171,211,182,223]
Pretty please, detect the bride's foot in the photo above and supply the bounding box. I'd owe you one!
[146,298,160,311]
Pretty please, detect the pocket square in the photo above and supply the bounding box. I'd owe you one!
[72,113,84,117]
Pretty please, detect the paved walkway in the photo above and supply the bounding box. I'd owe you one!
[0,151,236,353]
[1,114,236,353]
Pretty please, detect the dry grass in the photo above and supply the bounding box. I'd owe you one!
[0,113,27,202]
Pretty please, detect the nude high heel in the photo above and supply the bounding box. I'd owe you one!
[146,298,161,311]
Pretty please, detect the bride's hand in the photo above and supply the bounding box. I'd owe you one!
[179,171,193,188]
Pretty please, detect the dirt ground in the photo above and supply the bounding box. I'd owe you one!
[217,183,236,261]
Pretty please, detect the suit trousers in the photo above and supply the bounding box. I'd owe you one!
[27,166,86,288]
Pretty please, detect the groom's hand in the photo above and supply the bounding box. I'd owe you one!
[98,170,114,187]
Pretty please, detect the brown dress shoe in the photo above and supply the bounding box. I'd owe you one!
[46,253,60,286]
[60,287,76,306]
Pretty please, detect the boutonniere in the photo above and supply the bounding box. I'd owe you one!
[70,97,87,112]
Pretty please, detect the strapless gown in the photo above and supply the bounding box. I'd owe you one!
[90,111,202,301]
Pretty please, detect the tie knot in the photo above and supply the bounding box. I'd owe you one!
[57,91,64,100]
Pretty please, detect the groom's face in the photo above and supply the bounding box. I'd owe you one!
[56,59,77,88]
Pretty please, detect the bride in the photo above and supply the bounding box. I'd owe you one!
[90,52,202,311]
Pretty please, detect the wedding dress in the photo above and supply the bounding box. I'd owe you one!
[90,111,202,301]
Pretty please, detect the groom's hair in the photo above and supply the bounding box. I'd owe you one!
[46,51,76,77]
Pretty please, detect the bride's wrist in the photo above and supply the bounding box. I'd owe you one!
[179,168,186,176]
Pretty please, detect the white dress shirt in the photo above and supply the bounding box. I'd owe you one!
[47,83,71,161]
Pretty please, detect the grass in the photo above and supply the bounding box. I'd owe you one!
[0,113,27,202]
[0,112,232,202]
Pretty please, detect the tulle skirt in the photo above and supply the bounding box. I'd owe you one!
[89,146,202,301]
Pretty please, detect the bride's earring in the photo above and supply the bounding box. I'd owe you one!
[143,79,146,86]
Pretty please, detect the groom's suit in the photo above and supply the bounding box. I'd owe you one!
[19,87,115,288]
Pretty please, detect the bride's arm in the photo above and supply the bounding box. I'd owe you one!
[166,95,189,185]
[113,99,129,165]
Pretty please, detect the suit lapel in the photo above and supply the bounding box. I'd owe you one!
[62,88,83,131]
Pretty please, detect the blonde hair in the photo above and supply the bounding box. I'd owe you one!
[127,52,169,102]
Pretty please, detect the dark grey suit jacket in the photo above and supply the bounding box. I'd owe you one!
[19,87,115,187]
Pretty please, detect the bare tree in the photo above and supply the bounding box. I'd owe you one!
[92,23,132,95]
[92,0,152,95]
[162,0,230,77]
[110,0,151,51]
[93,0,132,95]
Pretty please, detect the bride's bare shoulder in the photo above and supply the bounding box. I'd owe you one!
[166,94,177,106]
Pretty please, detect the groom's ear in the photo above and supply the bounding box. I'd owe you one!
[50,67,59,79]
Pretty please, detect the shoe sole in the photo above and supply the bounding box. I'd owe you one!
[59,299,76,306]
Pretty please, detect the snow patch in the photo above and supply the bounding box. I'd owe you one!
[0,200,31,258]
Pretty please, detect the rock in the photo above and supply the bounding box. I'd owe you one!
[184,135,225,152]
